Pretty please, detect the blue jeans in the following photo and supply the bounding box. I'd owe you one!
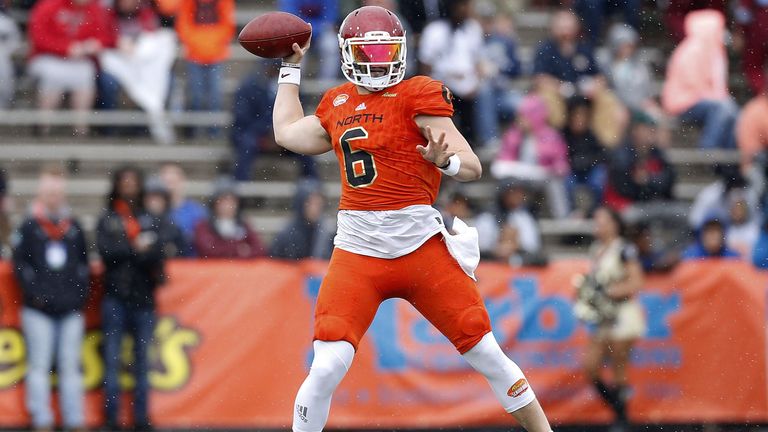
[102,296,155,427]
[186,61,223,136]
[22,307,84,429]
[567,165,607,213]
[679,99,739,149]
[96,71,121,111]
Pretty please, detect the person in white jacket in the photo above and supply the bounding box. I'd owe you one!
[0,4,20,108]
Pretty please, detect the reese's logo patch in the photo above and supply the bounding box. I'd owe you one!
[507,378,529,398]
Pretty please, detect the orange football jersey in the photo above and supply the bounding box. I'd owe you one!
[315,75,454,211]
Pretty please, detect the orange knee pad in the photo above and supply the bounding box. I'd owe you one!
[453,305,492,354]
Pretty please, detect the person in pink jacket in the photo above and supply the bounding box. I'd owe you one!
[661,9,738,149]
[492,94,571,218]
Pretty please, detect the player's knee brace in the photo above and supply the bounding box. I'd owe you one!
[293,340,354,432]
[462,332,536,413]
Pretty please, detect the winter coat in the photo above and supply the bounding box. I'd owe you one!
[682,217,739,261]
[231,73,272,154]
[96,208,166,308]
[269,179,334,260]
[662,10,729,115]
[605,141,675,209]
[193,218,264,259]
[28,0,115,59]
[175,0,234,64]
[563,128,605,175]
[496,95,570,176]
[12,214,89,316]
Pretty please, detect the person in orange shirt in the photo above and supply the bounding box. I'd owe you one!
[272,6,553,432]
[175,0,234,136]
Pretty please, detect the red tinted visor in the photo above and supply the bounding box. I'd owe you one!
[351,43,402,63]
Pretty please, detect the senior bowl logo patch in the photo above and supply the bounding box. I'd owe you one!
[507,378,529,398]
[333,94,349,107]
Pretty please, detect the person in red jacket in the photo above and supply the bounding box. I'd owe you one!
[27,0,114,135]
[193,178,263,259]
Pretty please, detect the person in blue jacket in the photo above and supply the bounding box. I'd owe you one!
[751,215,768,268]
[682,216,740,260]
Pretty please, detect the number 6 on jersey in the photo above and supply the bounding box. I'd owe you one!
[340,127,377,188]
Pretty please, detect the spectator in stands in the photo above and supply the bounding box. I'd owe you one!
[144,175,190,257]
[474,6,523,147]
[582,206,645,432]
[97,166,164,431]
[491,222,548,267]
[604,113,676,219]
[194,178,263,259]
[279,0,339,80]
[664,0,726,41]
[562,97,606,217]
[176,0,234,137]
[533,10,600,89]
[532,9,627,148]
[230,67,317,181]
[628,222,680,273]
[662,10,738,150]
[99,0,160,110]
[159,162,207,253]
[0,167,9,256]
[737,68,768,192]
[439,190,477,232]
[11,165,88,432]
[574,0,640,45]
[0,3,20,109]
[474,180,546,266]
[230,69,272,181]
[98,0,176,144]
[725,192,760,258]
[492,94,570,219]
[605,24,664,121]
[682,216,740,260]
[751,215,768,268]
[27,0,114,135]
[688,165,759,229]
[270,178,334,260]
[735,0,768,95]
[419,0,484,143]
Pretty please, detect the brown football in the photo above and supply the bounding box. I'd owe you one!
[238,12,312,59]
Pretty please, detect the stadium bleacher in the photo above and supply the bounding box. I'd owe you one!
[0,0,744,258]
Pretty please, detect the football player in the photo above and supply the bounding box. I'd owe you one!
[272,6,553,432]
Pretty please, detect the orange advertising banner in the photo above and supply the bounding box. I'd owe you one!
[0,259,765,428]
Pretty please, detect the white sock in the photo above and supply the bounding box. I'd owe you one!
[292,340,354,432]
[462,332,536,413]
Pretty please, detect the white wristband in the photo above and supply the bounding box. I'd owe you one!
[278,66,301,86]
[438,154,461,176]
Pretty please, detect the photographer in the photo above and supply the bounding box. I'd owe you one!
[578,206,645,431]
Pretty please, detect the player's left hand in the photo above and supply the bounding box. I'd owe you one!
[417,126,455,168]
